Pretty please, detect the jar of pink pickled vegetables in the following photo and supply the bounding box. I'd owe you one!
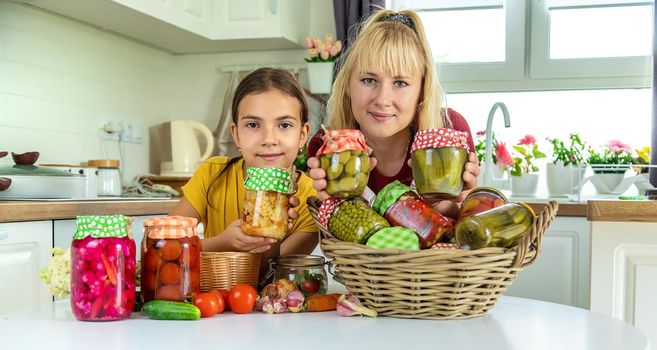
[70,215,136,321]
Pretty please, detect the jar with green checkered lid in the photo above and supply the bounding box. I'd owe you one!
[70,214,136,321]
[241,167,295,240]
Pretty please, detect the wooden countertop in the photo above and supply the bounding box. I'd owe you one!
[0,199,179,223]
[527,202,587,217]
[587,200,657,222]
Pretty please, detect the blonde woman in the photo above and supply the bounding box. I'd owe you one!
[307,10,480,218]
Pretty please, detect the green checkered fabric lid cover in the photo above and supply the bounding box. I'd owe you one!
[371,180,413,215]
[366,226,419,250]
[243,167,295,194]
[74,215,129,239]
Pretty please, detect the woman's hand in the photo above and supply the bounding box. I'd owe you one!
[455,152,480,203]
[308,156,377,201]
[209,220,276,254]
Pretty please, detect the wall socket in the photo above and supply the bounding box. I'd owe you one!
[100,119,144,143]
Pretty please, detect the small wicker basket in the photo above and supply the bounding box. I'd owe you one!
[307,196,559,320]
[200,252,261,291]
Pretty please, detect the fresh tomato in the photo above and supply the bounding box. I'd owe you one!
[209,289,230,311]
[228,284,257,314]
[193,292,221,318]
[301,279,320,294]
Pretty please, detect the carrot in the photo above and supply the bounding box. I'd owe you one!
[305,293,341,312]
[100,253,117,285]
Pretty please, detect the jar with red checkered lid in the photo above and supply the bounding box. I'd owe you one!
[410,128,470,200]
[316,129,370,199]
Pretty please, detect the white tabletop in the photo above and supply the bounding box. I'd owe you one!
[0,296,649,350]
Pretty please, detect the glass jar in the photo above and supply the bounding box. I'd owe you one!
[317,197,389,244]
[410,128,469,200]
[316,129,370,198]
[273,254,328,297]
[88,159,122,196]
[70,215,136,321]
[241,167,294,240]
[372,180,455,249]
[457,186,508,220]
[141,216,201,303]
[455,203,535,250]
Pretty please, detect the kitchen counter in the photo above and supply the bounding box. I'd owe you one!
[587,199,657,222]
[0,198,179,223]
[0,297,648,350]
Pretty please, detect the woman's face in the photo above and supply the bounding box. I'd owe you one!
[348,67,422,140]
[230,89,309,170]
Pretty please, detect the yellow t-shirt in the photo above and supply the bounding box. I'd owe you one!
[181,156,317,238]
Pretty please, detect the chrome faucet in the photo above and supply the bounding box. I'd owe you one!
[482,102,511,189]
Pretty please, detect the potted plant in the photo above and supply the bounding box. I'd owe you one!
[304,34,342,94]
[633,146,650,174]
[510,135,546,196]
[475,131,512,181]
[546,134,587,197]
[587,140,634,194]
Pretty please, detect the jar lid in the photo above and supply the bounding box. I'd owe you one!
[371,180,413,216]
[73,215,129,239]
[316,129,368,156]
[410,128,470,152]
[87,159,120,168]
[316,197,345,228]
[243,167,295,194]
[143,215,198,239]
[276,254,325,268]
[468,186,508,202]
[517,202,537,218]
[365,226,419,250]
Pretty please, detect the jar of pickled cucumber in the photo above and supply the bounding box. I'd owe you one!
[455,203,535,250]
[317,197,389,244]
[70,215,136,321]
[457,187,508,220]
[372,180,455,249]
[241,167,295,240]
[410,128,470,200]
[316,129,370,199]
[141,216,201,303]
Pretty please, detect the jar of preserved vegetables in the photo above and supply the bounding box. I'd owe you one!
[70,215,136,321]
[457,186,508,220]
[410,128,470,200]
[241,167,295,240]
[316,129,370,199]
[273,255,328,297]
[372,180,455,249]
[317,197,389,244]
[141,216,201,303]
[455,203,535,250]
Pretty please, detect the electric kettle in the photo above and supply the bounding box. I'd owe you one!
[159,120,214,176]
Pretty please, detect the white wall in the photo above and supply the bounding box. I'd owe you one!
[0,1,334,183]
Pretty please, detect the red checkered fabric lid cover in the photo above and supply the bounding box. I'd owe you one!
[316,197,346,227]
[144,215,199,239]
[316,129,368,156]
[430,242,460,250]
[410,128,470,153]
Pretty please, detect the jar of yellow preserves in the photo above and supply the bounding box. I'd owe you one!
[241,167,295,240]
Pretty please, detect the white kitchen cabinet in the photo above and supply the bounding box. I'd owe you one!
[112,0,212,36]
[590,221,657,348]
[505,216,590,309]
[0,221,53,315]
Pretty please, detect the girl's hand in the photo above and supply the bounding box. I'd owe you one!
[308,156,377,201]
[287,193,300,231]
[219,220,277,254]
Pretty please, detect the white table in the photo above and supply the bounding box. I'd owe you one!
[0,296,649,350]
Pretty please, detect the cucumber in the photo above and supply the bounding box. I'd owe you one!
[141,300,201,320]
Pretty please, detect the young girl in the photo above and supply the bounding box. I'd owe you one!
[170,67,317,259]
[307,9,480,218]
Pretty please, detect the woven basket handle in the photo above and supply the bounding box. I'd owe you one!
[511,200,559,268]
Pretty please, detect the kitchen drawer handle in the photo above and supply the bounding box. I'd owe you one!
[0,229,7,240]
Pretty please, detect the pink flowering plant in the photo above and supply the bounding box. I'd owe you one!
[547,133,587,166]
[305,34,343,62]
[510,135,547,176]
[588,140,634,174]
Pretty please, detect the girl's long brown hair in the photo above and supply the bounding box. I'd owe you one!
[206,67,309,207]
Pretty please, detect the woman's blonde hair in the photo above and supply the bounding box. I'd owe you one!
[327,9,447,132]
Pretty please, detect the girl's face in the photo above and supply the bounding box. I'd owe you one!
[230,89,309,170]
[348,67,422,141]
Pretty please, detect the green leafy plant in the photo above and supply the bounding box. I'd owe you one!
[633,146,651,173]
[588,140,634,174]
[510,135,547,177]
[474,130,499,164]
[548,133,586,166]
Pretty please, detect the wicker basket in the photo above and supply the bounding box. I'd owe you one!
[307,196,559,320]
[200,252,261,291]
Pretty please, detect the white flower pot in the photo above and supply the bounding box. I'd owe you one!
[307,61,335,94]
[546,162,585,197]
[511,173,539,196]
[591,173,626,194]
